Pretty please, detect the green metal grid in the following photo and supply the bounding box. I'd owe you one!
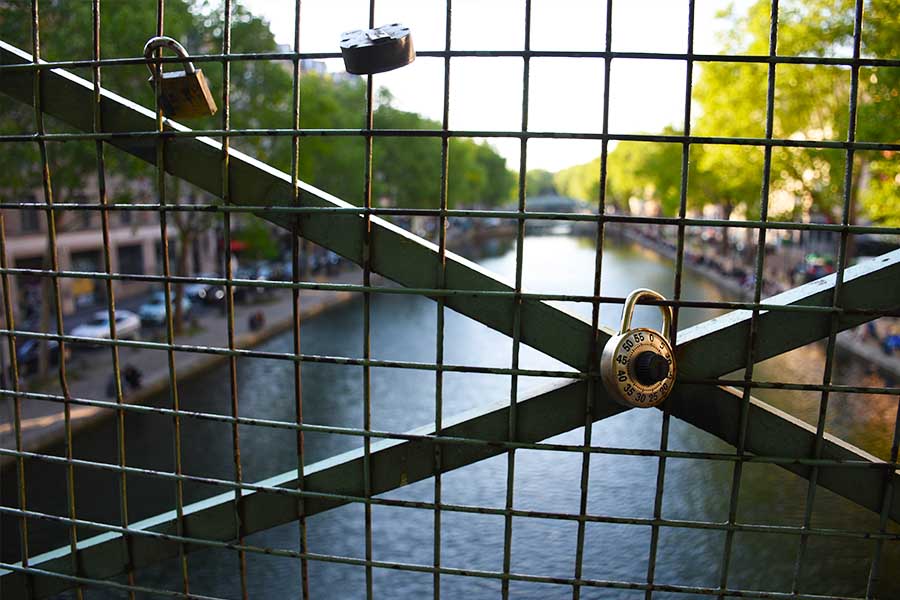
[0,1,897,599]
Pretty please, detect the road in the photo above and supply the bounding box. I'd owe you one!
[0,266,363,458]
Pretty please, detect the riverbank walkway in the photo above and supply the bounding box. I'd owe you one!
[614,225,900,378]
[0,268,364,462]
[3,235,898,466]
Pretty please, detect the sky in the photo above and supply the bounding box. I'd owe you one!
[242,0,753,172]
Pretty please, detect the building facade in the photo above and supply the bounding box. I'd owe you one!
[2,186,219,321]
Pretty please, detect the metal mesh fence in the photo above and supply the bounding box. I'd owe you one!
[0,0,898,599]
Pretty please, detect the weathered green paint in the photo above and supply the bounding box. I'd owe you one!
[3,249,899,598]
[1,39,899,599]
[0,40,598,372]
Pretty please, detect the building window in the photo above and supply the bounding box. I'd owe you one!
[117,244,145,275]
[72,193,92,228]
[21,207,40,233]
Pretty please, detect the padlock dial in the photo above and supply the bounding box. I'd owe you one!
[605,327,675,408]
[634,351,670,386]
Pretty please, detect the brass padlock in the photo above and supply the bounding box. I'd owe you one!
[600,289,677,408]
[143,36,217,119]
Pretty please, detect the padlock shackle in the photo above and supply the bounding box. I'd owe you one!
[619,288,672,339]
[143,36,196,80]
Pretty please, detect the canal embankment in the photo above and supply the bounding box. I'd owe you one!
[0,269,369,466]
[3,226,896,469]
[608,224,900,378]
[0,221,517,466]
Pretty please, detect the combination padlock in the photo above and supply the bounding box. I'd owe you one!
[600,289,676,408]
[340,24,415,75]
[143,36,217,119]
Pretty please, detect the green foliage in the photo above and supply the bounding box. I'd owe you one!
[554,158,600,205]
[234,215,279,260]
[555,134,685,216]
[692,0,899,221]
[0,0,514,211]
[526,169,557,197]
[862,152,900,227]
[551,0,898,227]
[371,103,515,208]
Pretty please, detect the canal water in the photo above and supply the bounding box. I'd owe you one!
[4,235,898,599]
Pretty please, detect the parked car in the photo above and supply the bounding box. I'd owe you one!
[138,292,191,326]
[15,338,70,375]
[252,263,277,295]
[311,250,342,275]
[70,310,141,344]
[232,264,274,302]
[195,282,226,305]
[268,260,293,282]
[184,281,209,303]
[185,274,226,305]
[233,267,259,303]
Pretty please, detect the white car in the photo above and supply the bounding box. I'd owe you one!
[139,291,191,326]
[70,310,141,343]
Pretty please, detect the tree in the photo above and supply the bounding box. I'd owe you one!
[556,134,686,216]
[554,157,601,206]
[526,169,557,197]
[693,0,900,239]
[862,151,900,228]
[0,1,303,362]
[0,0,517,367]
[372,94,515,209]
[0,0,208,373]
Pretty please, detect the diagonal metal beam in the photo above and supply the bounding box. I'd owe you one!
[676,251,900,379]
[0,40,597,372]
[670,385,899,524]
[3,382,897,600]
[2,251,898,598]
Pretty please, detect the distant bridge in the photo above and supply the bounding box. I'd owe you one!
[519,195,595,235]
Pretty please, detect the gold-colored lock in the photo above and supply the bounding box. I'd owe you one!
[600,289,677,408]
[143,36,217,119]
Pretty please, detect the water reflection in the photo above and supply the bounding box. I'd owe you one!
[3,235,897,599]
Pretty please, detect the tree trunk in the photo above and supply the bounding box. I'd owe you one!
[720,202,734,259]
[843,156,868,264]
[743,226,756,266]
[36,271,52,380]
[36,198,74,381]
[173,228,193,336]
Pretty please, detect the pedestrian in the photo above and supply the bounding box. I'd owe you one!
[249,311,265,331]
[124,364,143,390]
[866,321,879,342]
[884,334,900,356]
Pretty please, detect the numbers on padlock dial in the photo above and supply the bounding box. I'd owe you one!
[613,329,673,407]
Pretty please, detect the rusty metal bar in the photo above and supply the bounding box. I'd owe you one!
[501,2,532,597]
[289,1,310,597]
[90,1,136,597]
[433,1,453,597]
[572,1,614,597]
[28,3,82,598]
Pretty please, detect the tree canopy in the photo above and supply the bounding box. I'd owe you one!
[0,0,515,210]
[553,0,898,228]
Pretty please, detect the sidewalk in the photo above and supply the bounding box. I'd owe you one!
[0,268,366,464]
[611,225,900,378]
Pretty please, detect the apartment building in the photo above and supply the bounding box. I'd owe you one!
[2,185,218,321]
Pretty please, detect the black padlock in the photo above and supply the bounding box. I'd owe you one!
[340,24,415,75]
